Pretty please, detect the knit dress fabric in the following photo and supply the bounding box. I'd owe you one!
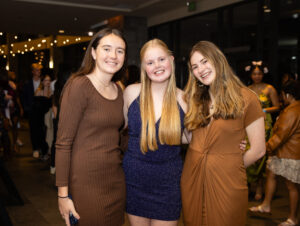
[56,76,125,226]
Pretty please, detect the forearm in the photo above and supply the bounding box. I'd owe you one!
[243,147,265,168]
[58,186,69,197]
[263,106,280,113]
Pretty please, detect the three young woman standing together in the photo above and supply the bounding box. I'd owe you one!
[56,28,265,226]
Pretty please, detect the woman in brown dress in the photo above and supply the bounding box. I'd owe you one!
[181,41,266,226]
[55,28,127,226]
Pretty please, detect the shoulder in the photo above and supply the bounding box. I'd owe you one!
[266,84,277,93]
[176,88,187,113]
[241,87,261,106]
[241,87,258,99]
[124,83,141,106]
[124,83,141,98]
[66,76,89,92]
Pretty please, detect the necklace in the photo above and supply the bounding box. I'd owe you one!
[93,75,111,88]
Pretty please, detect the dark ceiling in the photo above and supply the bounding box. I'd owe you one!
[0,0,186,35]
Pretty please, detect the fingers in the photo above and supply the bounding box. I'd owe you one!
[70,206,80,220]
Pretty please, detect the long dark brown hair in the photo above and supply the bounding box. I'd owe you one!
[66,28,127,86]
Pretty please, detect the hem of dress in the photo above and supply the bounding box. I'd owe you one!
[125,209,180,221]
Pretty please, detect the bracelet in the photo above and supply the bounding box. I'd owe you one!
[262,109,267,113]
[58,195,69,199]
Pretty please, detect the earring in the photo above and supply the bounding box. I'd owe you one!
[196,80,204,87]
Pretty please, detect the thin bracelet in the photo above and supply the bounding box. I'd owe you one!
[263,109,267,113]
[58,195,69,199]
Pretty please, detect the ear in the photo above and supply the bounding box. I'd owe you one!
[170,55,174,61]
[91,48,96,60]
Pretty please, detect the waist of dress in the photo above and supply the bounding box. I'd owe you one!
[188,146,244,155]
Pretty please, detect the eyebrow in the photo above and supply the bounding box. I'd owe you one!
[101,44,125,50]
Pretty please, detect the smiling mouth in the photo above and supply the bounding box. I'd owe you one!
[200,71,210,79]
[105,61,118,66]
[154,69,165,75]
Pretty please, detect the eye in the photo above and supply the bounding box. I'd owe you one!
[191,65,197,70]
[117,49,124,54]
[103,48,110,52]
[202,59,207,64]
[146,62,153,65]
[160,57,165,62]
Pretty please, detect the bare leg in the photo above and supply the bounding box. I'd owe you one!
[127,213,151,226]
[249,169,276,213]
[285,179,299,224]
[255,178,263,201]
[151,219,178,226]
[260,169,277,211]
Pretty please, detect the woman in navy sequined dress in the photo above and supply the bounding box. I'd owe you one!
[123,39,189,226]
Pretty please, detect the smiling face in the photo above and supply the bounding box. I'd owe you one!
[142,46,173,84]
[91,33,126,76]
[251,67,263,84]
[190,51,216,86]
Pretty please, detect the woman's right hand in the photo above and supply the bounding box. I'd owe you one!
[58,197,80,226]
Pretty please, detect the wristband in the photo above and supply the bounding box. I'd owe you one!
[262,109,267,113]
[58,195,69,199]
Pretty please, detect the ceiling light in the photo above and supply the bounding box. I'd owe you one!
[88,31,93,36]
[0,32,3,36]
[28,38,31,41]
[264,9,271,13]
[42,39,46,43]
[292,13,298,19]
[59,30,65,34]
[292,56,297,60]
[14,36,18,39]
[11,44,14,47]
[37,44,41,47]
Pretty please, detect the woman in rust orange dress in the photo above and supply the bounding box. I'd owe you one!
[181,41,266,226]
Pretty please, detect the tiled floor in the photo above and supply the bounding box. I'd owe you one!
[0,121,297,225]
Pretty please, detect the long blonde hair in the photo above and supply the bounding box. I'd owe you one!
[184,41,246,130]
[140,39,181,153]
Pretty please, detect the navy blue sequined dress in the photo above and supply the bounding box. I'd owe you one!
[123,97,184,221]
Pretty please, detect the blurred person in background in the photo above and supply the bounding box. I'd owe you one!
[246,61,280,201]
[249,80,300,226]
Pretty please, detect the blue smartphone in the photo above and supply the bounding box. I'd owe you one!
[68,195,79,225]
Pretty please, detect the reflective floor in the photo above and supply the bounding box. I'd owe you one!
[0,121,296,226]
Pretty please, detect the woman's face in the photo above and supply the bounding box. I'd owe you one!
[143,46,173,84]
[91,34,126,76]
[190,51,216,86]
[251,67,263,84]
[43,75,51,87]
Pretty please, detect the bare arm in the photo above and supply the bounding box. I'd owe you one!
[264,85,280,113]
[243,117,266,167]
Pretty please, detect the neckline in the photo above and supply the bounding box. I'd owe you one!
[128,95,185,125]
[85,76,119,101]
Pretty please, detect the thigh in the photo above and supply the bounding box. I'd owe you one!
[151,219,178,226]
[127,213,151,226]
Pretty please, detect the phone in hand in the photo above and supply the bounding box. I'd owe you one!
[68,195,79,225]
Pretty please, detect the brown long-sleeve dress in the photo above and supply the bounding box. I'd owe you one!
[181,88,264,226]
[55,76,125,226]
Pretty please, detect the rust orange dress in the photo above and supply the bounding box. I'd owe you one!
[181,88,263,226]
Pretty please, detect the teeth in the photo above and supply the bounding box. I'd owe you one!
[155,70,164,74]
[201,72,209,78]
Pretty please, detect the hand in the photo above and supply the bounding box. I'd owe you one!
[58,197,80,226]
[239,139,247,151]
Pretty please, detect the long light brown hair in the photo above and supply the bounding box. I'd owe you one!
[184,41,246,130]
[140,39,181,153]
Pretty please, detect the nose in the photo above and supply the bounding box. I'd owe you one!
[109,50,117,58]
